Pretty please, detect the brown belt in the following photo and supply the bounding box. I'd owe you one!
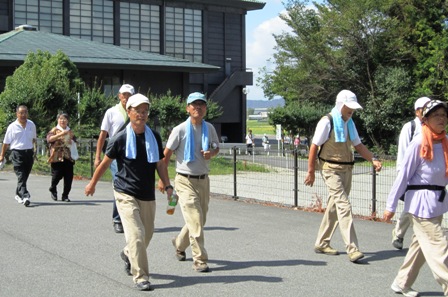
[177,173,207,179]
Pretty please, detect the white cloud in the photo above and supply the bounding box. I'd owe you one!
[246,12,291,100]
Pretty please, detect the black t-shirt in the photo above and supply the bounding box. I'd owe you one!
[105,128,164,201]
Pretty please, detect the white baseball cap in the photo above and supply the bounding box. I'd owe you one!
[126,93,149,110]
[414,97,431,110]
[119,84,135,95]
[336,90,363,109]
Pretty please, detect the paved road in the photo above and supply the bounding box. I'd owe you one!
[0,171,444,297]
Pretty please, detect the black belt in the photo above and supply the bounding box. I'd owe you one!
[318,157,355,165]
[400,185,446,202]
[177,173,207,179]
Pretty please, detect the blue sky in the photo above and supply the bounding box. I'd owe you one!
[245,0,321,100]
[246,0,288,100]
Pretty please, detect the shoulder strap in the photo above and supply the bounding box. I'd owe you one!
[327,113,333,139]
[410,120,416,142]
[318,113,333,159]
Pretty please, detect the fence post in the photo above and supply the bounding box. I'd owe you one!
[371,165,377,217]
[294,148,298,207]
[232,146,238,200]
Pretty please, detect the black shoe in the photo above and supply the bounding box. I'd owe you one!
[61,196,70,202]
[135,281,152,291]
[49,188,57,201]
[114,222,124,233]
[120,251,132,276]
[23,198,30,207]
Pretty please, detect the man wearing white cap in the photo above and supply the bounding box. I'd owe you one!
[159,92,220,273]
[392,96,431,250]
[95,83,134,233]
[86,93,172,291]
[304,90,382,262]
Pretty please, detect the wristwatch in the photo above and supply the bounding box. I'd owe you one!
[371,157,379,162]
[165,185,174,191]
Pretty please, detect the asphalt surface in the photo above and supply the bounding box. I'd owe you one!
[0,171,445,297]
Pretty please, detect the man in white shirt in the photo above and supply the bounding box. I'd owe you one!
[95,84,134,233]
[0,105,37,207]
[392,96,431,249]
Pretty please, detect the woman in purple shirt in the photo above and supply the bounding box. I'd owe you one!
[384,100,448,297]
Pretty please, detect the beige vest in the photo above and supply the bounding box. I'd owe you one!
[318,122,354,171]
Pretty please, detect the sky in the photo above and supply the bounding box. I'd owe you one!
[245,0,289,100]
[245,0,321,101]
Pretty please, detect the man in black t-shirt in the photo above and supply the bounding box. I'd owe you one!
[85,94,172,291]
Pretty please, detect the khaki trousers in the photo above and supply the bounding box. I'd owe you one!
[114,190,156,283]
[394,211,412,239]
[315,169,360,254]
[173,174,210,265]
[395,215,448,295]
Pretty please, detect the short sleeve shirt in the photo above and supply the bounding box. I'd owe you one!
[166,120,219,175]
[100,106,127,137]
[106,128,164,201]
[3,119,37,150]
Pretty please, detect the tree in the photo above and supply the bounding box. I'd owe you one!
[77,80,116,138]
[0,50,83,136]
[148,91,223,140]
[258,0,448,153]
[268,102,331,142]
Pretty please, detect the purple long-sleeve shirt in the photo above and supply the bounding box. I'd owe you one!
[386,134,448,218]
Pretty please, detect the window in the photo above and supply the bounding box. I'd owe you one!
[165,7,202,62]
[14,0,63,34]
[120,2,160,53]
[70,0,113,44]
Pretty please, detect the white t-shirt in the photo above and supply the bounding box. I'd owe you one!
[396,117,421,171]
[311,117,361,146]
[100,105,127,137]
[3,119,37,150]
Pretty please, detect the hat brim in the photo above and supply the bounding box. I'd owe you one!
[344,102,363,109]
[187,98,207,104]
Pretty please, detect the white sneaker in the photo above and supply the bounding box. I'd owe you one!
[14,195,23,204]
[22,198,30,207]
[391,282,419,297]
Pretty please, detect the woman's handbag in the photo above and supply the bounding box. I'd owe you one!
[70,141,79,161]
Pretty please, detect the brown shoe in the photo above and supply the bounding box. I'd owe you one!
[314,246,339,255]
[171,238,186,261]
[348,251,364,262]
[193,262,210,273]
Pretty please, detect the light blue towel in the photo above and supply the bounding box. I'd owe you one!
[125,123,159,163]
[330,107,357,142]
[184,117,209,163]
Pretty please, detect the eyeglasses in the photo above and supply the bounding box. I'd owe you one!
[130,108,149,116]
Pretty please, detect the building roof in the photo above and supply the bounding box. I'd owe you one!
[186,0,265,10]
[0,27,220,73]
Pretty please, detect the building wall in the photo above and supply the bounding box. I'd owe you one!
[1,0,251,142]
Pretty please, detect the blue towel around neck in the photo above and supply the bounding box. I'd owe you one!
[125,123,159,163]
[330,107,357,142]
[184,117,209,163]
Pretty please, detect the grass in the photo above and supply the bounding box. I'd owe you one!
[247,120,276,135]
[3,154,269,182]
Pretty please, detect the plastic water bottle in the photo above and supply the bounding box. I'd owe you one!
[166,191,178,215]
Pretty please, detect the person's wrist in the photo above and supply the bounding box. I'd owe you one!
[165,185,173,191]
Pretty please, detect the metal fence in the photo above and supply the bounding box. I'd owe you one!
[10,139,448,227]
[211,144,448,228]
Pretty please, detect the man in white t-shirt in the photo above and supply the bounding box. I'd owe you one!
[0,105,37,207]
[95,84,134,233]
[392,96,431,250]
